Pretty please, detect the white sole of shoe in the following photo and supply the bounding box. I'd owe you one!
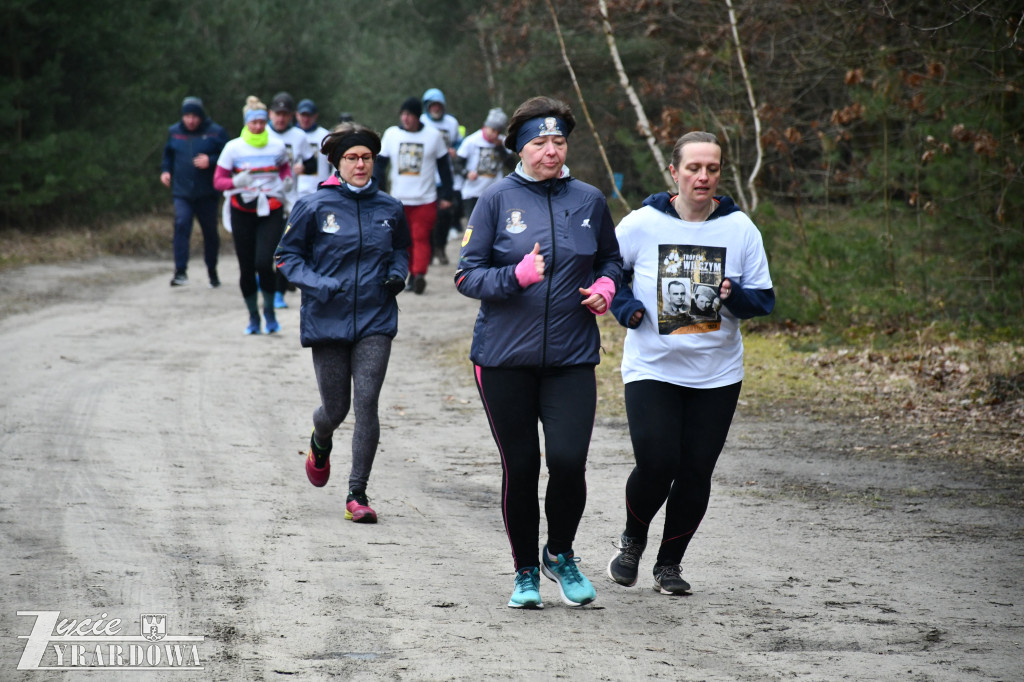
[607,553,639,587]
[541,563,596,607]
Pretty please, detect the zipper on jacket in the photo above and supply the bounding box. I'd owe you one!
[354,195,362,332]
[541,188,558,367]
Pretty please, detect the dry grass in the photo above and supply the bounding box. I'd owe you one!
[596,314,1024,469]
[0,210,206,269]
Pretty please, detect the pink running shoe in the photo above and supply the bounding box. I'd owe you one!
[345,491,377,523]
[305,449,330,487]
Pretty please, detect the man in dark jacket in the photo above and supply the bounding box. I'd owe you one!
[160,96,229,287]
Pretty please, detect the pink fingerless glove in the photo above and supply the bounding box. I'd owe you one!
[515,253,543,288]
[586,276,616,315]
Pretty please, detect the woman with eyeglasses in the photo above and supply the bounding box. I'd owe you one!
[274,122,411,524]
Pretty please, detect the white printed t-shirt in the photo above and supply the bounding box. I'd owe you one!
[379,124,447,206]
[216,137,288,197]
[296,124,331,197]
[457,129,506,200]
[615,204,772,389]
[268,125,314,207]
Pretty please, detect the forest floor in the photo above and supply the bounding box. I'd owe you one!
[0,242,1021,680]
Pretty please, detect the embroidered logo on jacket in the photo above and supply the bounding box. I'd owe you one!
[321,214,340,234]
[581,218,591,229]
[505,209,527,234]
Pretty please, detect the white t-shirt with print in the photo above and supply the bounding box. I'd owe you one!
[379,124,447,206]
[421,112,461,190]
[457,129,506,200]
[268,125,314,207]
[216,137,288,196]
[615,204,773,389]
[296,124,331,197]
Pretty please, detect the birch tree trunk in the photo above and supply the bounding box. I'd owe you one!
[708,109,751,211]
[725,0,762,213]
[544,0,631,212]
[597,0,674,191]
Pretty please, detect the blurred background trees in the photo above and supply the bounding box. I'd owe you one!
[2,0,1021,336]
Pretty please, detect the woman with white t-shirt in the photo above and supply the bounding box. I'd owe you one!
[214,95,292,335]
[456,107,510,222]
[606,131,775,596]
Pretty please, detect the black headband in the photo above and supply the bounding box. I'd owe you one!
[326,131,381,166]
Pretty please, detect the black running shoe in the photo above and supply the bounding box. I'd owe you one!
[653,564,691,595]
[607,534,646,587]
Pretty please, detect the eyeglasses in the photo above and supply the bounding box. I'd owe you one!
[340,154,374,163]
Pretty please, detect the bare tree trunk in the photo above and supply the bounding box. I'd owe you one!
[488,34,504,108]
[544,0,631,212]
[708,109,750,211]
[725,0,762,213]
[475,20,497,103]
[597,0,674,191]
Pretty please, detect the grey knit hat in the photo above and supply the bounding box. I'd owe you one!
[483,108,508,132]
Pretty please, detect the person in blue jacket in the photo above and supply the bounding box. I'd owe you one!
[160,96,229,287]
[274,122,411,524]
[454,96,622,609]
[606,131,774,596]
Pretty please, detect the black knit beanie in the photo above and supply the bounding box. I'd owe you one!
[400,97,422,118]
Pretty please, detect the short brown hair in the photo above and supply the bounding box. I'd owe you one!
[671,131,723,167]
[504,96,576,152]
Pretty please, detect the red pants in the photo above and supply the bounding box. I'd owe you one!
[404,202,437,276]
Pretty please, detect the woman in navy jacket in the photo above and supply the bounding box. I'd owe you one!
[455,96,622,609]
[275,123,410,524]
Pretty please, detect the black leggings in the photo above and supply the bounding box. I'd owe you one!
[622,379,742,566]
[474,364,596,571]
[230,206,284,304]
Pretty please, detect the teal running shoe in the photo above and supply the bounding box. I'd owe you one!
[541,546,596,606]
[507,567,543,609]
[274,291,288,309]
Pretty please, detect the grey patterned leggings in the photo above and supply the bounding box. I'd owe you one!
[311,335,392,492]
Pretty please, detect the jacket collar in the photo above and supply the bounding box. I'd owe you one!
[506,169,572,195]
[321,175,380,198]
[641,191,741,220]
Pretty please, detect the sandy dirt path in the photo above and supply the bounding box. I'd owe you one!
[0,254,1021,681]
